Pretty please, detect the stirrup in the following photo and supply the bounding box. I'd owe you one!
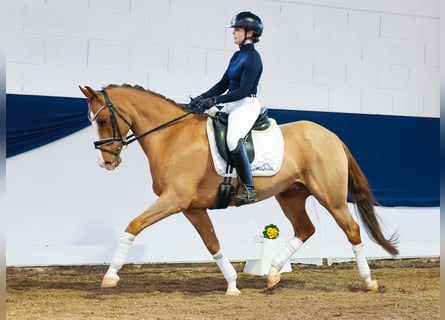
[234,186,257,206]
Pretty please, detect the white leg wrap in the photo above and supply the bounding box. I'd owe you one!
[352,243,378,290]
[105,232,135,279]
[213,251,240,295]
[213,251,237,282]
[352,243,371,280]
[270,237,303,271]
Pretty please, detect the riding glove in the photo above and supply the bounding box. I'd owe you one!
[197,97,217,110]
[189,95,203,109]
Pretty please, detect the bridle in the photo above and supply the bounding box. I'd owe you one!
[88,89,194,156]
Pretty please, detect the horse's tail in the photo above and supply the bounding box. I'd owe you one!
[343,143,399,256]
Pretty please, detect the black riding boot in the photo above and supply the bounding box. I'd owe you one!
[231,139,257,206]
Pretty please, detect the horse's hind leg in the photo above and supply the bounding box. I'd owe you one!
[326,204,379,292]
[183,208,241,295]
[267,188,314,288]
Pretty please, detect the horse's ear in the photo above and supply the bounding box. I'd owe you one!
[79,86,100,100]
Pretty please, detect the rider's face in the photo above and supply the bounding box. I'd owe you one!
[232,28,252,45]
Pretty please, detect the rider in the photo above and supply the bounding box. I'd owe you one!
[190,11,264,205]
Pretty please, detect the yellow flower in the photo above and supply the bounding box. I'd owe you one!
[263,224,279,239]
[267,228,278,239]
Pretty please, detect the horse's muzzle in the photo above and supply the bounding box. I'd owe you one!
[98,154,122,170]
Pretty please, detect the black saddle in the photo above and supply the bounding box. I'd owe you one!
[212,108,271,165]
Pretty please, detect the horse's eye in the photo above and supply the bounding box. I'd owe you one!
[98,118,108,125]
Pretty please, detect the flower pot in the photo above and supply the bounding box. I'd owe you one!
[243,238,292,275]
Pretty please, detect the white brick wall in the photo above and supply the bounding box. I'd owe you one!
[6,0,439,117]
[381,14,439,42]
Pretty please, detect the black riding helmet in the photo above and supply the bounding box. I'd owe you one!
[226,11,263,43]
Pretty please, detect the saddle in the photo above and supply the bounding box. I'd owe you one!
[210,108,271,210]
[212,108,270,166]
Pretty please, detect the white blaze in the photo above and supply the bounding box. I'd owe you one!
[89,110,106,167]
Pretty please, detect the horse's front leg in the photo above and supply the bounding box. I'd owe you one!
[183,208,241,296]
[101,192,185,288]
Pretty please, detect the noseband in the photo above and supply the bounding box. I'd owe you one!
[89,89,194,156]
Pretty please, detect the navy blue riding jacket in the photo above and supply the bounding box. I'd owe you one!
[201,44,263,104]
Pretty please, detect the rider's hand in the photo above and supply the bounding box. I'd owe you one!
[189,95,204,110]
[197,97,217,110]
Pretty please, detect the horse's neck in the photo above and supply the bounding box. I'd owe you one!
[128,93,190,161]
[125,92,208,191]
[131,93,185,136]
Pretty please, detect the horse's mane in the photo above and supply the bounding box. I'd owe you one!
[103,83,187,110]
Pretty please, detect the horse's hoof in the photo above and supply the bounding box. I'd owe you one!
[267,274,281,288]
[101,276,119,288]
[366,280,378,293]
[226,288,241,296]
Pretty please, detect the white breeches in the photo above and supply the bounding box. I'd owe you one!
[221,97,261,151]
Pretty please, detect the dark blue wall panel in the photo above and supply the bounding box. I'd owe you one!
[6,94,439,207]
[7,94,89,158]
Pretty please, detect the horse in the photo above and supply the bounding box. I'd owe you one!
[79,84,398,295]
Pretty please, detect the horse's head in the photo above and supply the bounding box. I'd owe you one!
[80,86,132,170]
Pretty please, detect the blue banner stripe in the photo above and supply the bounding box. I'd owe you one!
[6,94,90,157]
[6,94,439,207]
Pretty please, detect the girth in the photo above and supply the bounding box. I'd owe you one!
[212,109,271,165]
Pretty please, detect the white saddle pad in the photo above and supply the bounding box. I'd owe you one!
[206,116,284,177]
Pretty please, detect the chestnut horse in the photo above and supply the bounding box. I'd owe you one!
[80,84,398,295]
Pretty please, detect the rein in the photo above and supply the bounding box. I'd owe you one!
[125,110,193,145]
[90,89,195,155]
